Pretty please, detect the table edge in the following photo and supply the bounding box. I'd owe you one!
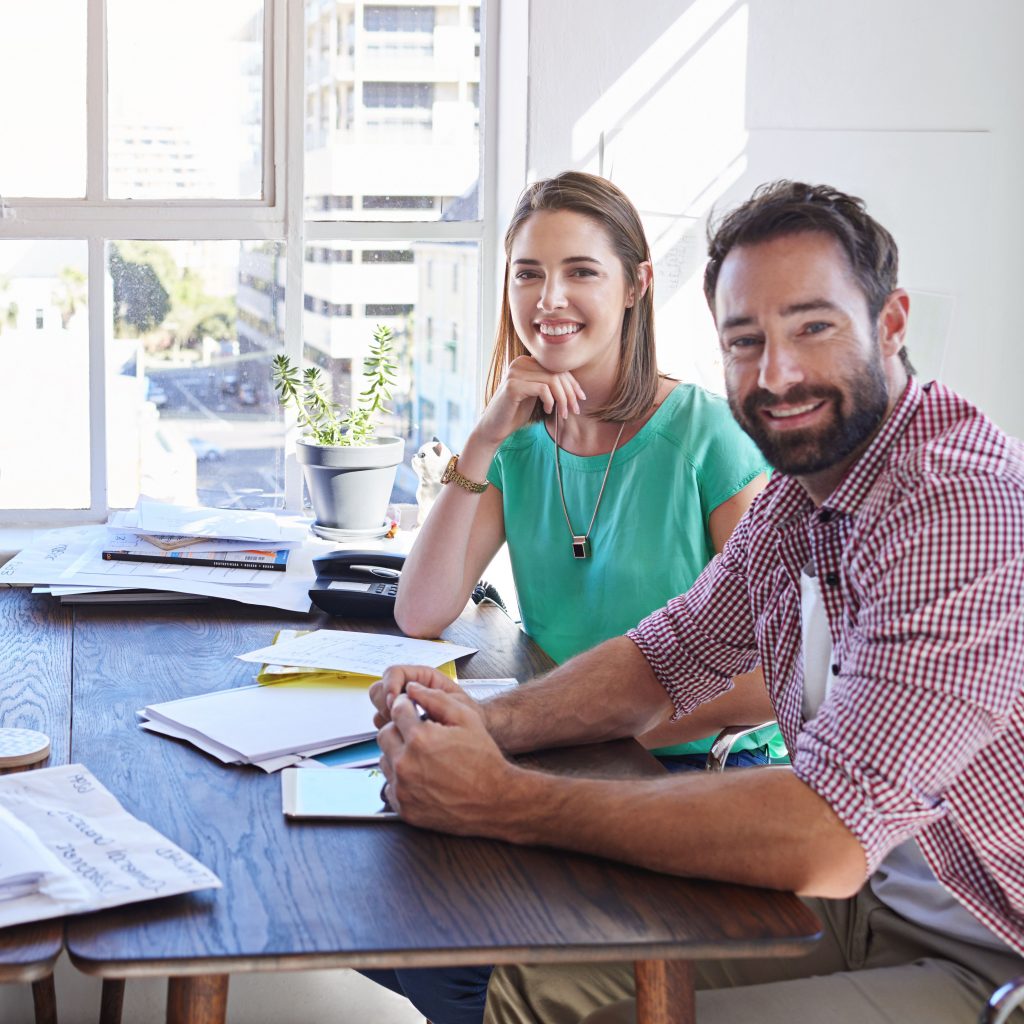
[67,932,823,979]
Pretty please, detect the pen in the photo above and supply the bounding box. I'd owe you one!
[394,689,430,722]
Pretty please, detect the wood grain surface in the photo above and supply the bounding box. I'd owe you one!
[0,590,68,980]
[61,597,820,979]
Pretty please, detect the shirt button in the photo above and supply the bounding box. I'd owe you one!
[824,571,840,587]
[831,663,840,675]
[819,510,833,524]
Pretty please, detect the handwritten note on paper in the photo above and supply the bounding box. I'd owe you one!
[237,629,478,676]
[0,526,109,586]
[0,764,221,929]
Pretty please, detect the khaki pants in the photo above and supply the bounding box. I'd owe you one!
[485,886,1024,1023]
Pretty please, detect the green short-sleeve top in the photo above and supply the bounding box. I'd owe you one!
[487,382,783,758]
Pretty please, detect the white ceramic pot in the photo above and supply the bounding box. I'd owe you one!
[295,436,405,530]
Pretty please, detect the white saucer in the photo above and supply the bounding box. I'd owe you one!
[311,520,390,542]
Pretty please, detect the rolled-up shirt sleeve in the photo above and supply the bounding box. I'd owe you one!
[792,470,1024,874]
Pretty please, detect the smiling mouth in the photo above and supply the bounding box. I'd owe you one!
[762,400,826,421]
[537,322,583,337]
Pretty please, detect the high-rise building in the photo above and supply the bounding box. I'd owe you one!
[239,1,482,457]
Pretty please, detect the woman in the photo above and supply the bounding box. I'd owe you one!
[397,170,778,760]
[364,172,783,1024]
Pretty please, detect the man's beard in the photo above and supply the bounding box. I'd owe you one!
[728,356,889,476]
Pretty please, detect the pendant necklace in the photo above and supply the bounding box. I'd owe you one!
[553,416,627,559]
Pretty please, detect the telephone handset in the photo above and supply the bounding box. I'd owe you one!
[308,550,407,618]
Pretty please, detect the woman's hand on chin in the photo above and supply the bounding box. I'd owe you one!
[474,355,587,447]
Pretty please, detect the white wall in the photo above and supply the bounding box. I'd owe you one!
[525,0,1024,437]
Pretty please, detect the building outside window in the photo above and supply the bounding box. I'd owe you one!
[0,0,493,521]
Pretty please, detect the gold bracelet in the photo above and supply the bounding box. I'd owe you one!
[440,454,489,494]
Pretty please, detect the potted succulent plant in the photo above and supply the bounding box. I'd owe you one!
[272,324,404,537]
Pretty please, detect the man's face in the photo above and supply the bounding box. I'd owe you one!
[714,232,895,490]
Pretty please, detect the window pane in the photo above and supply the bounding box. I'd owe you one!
[0,242,89,508]
[107,1,265,200]
[0,2,86,198]
[303,239,480,505]
[304,0,481,221]
[107,240,286,510]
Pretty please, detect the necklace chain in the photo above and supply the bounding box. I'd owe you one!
[553,417,627,559]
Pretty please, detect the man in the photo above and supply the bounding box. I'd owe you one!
[372,182,1024,1023]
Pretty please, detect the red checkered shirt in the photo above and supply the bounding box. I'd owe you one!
[629,378,1024,954]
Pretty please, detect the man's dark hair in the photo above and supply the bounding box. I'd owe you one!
[704,181,914,374]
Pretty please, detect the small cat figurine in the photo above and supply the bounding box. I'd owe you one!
[411,436,452,526]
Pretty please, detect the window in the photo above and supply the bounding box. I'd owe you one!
[362,195,436,211]
[364,6,436,34]
[362,250,414,264]
[0,0,503,523]
[363,82,434,109]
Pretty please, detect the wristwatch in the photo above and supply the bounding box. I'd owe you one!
[441,454,489,494]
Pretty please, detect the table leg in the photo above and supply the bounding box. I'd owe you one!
[30,974,57,1024]
[634,959,695,1024]
[166,975,229,1024]
[100,978,125,1024]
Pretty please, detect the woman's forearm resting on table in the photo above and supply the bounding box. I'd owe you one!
[394,436,505,638]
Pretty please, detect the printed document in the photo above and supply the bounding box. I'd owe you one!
[237,629,478,676]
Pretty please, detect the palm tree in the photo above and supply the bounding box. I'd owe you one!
[0,275,16,335]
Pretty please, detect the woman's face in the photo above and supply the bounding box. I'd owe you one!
[507,209,636,382]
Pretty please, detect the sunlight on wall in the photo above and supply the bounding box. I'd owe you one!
[570,0,751,394]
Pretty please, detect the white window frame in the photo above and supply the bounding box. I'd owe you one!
[0,0,527,527]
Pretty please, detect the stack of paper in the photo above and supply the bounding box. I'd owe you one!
[140,681,383,772]
[0,764,220,929]
[4,499,334,613]
[138,629,480,772]
[302,679,519,770]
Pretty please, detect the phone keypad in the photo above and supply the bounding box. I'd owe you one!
[372,583,399,597]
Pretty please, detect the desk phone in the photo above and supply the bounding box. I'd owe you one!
[309,550,406,617]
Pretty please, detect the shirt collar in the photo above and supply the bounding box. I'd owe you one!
[764,377,923,525]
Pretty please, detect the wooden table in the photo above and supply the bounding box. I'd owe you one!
[2,588,821,1024]
[0,590,69,1024]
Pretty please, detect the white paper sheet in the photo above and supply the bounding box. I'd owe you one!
[0,764,221,929]
[0,807,54,901]
[138,718,246,765]
[140,682,378,762]
[137,718,330,773]
[0,526,110,587]
[109,499,311,543]
[237,629,478,675]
